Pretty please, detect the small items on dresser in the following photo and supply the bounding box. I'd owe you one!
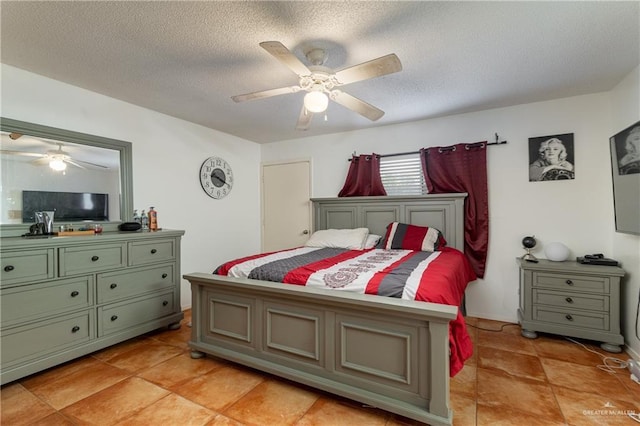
[148,207,158,231]
[140,209,148,230]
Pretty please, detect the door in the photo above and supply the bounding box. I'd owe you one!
[261,160,311,252]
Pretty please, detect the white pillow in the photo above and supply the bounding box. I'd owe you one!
[363,234,382,249]
[304,228,369,250]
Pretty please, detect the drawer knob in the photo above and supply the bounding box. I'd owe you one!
[565,297,573,304]
[110,283,118,289]
[111,315,118,321]
[72,326,80,333]
[162,273,168,279]
[4,265,14,272]
[151,249,157,254]
[162,300,169,306]
[565,314,574,321]
[71,290,79,297]
[565,279,573,286]
[91,255,99,262]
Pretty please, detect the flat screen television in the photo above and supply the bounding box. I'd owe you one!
[22,190,109,223]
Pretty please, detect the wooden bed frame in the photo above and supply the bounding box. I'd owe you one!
[185,194,467,426]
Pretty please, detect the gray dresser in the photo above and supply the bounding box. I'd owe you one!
[0,229,185,384]
[517,258,625,352]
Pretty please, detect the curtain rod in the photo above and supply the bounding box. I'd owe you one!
[348,133,507,161]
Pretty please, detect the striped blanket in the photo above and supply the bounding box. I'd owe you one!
[214,246,476,376]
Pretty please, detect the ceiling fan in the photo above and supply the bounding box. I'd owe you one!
[1,138,109,171]
[231,41,402,130]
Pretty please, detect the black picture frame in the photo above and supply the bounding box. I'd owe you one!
[609,120,640,235]
[528,133,575,182]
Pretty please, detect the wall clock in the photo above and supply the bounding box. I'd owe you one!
[200,156,233,199]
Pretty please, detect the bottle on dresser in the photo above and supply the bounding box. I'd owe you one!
[141,209,149,230]
[148,207,158,231]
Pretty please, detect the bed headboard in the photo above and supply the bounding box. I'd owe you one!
[311,194,467,252]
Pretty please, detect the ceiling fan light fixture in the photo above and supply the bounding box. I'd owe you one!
[49,158,67,171]
[304,91,329,113]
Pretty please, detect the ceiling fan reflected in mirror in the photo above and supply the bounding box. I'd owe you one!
[231,41,403,130]
[0,134,109,172]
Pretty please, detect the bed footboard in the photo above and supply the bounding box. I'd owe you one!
[185,273,457,426]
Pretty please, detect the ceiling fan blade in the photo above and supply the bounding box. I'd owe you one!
[0,149,45,158]
[30,157,50,166]
[259,41,311,76]
[232,85,300,103]
[330,90,385,121]
[72,158,109,169]
[295,105,313,131]
[334,54,402,85]
[65,159,87,169]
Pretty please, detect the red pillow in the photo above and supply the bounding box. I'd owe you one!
[378,222,447,251]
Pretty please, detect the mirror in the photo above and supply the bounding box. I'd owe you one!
[0,117,133,237]
[609,120,640,235]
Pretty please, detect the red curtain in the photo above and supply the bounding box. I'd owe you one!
[338,154,387,197]
[420,142,488,278]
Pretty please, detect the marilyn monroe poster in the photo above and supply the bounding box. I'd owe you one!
[529,133,575,182]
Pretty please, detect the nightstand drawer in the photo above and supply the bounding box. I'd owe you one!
[0,249,55,287]
[59,243,126,276]
[129,239,176,266]
[533,289,608,312]
[532,272,609,294]
[533,307,609,331]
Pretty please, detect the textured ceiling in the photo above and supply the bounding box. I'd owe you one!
[1,1,639,144]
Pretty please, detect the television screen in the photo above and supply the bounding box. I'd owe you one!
[22,190,109,223]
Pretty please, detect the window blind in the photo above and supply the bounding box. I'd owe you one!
[380,154,427,195]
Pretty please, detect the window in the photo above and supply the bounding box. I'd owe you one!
[380,153,427,195]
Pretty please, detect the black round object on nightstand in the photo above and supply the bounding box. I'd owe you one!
[522,236,536,249]
[521,235,538,261]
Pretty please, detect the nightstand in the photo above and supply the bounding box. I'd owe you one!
[517,258,625,352]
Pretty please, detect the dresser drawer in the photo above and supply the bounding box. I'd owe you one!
[129,239,176,266]
[532,272,609,294]
[1,276,93,327]
[0,249,55,287]
[59,243,126,276]
[0,310,93,365]
[96,264,175,303]
[98,291,175,337]
[533,289,609,312]
[533,306,609,331]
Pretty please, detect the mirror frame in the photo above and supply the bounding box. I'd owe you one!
[0,117,133,237]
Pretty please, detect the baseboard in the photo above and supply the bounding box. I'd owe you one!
[626,345,640,361]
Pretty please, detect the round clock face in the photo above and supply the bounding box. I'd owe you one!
[200,156,233,199]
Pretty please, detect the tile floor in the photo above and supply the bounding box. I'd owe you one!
[2,311,639,425]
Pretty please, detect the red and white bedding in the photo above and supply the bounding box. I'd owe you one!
[214,246,476,376]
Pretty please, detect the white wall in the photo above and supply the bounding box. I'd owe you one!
[262,92,619,324]
[609,66,640,358]
[1,65,262,308]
